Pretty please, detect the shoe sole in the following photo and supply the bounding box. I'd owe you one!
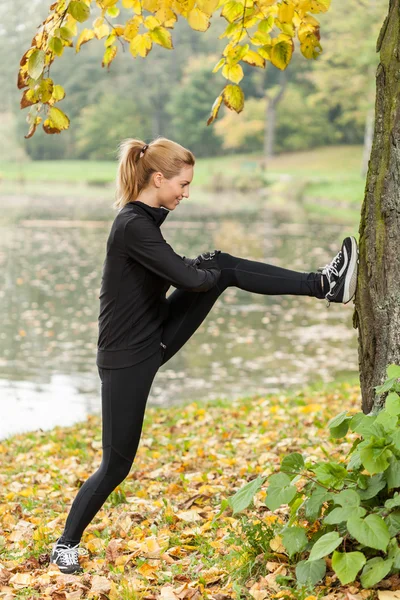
[343,236,358,304]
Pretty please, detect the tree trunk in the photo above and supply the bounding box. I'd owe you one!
[261,69,288,169]
[354,0,400,413]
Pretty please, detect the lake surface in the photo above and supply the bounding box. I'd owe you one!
[0,190,359,441]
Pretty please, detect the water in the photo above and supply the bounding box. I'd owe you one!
[0,191,359,441]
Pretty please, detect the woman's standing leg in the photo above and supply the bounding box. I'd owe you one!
[160,251,327,364]
[52,350,161,570]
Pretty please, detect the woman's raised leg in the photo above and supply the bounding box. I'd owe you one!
[160,251,327,365]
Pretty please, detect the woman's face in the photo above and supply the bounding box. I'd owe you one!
[158,164,194,210]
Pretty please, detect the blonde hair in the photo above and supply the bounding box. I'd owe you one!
[113,136,195,210]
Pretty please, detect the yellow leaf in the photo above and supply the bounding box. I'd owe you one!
[107,6,120,17]
[94,23,110,39]
[270,39,293,69]
[124,16,141,39]
[212,57,225,73]
[275,19,295,36]
[242,49,265,68]
[51,84,66,102]
[188,7,210,32]
[136,562,158,578]
[122,0,135,6]
[102,44,118,67]
[310,0,330,12]
[222,62,244,84]
[93,16,104,27]
[196,0,220,15]
[129,33,152,57]
[251,31,271,46]
[76,28,95,51]
[221,1,245,23]
[278,1,295,23]
[223,84,244,113]
[298,403,322,413]
[150,27,173,49]
[139,537,162,557]
[43,106,70,133]
[176,510,202,522]
[144,15,161,30]
[99,0,118,7]
[270,534,285,553]
[105,33,117,47]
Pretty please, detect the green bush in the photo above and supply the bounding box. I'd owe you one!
[221,364,400,590]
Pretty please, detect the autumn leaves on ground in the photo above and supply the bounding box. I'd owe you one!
[0,381,390,600]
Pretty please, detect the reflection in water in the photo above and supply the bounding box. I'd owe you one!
[0,195,358,440]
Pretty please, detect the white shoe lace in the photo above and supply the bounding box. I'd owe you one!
[54,543,88,567]
[319,250,344,308]
[320,251,343,291]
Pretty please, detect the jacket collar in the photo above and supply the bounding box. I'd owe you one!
[127,200,170,227]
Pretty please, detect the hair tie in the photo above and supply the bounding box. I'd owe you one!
[139,144,149,158]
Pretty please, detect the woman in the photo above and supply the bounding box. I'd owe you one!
[50,137,358,573]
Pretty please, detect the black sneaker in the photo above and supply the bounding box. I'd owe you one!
[317,236,359,307]
[50,537,88,574]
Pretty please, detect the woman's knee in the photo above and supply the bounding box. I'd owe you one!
[216,251,238,269]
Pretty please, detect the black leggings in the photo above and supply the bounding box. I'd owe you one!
[59,252,326,544]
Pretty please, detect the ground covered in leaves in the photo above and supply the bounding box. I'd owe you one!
[0,381,394,600]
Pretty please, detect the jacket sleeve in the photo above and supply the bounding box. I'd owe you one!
[124,215,221,292]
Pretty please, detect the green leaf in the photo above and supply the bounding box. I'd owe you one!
[330,419,351,439]
[281,453,304,478]
[328,411,349,429]
[375,409,398,432]
[349,412,367,431]
[390,429,400,451]
[350,414,380,436]
[347,514,390,551]
[388,537,400,569]
[265,473,297,511]
[385,510,400,537]
[385,492,400,509]
[334,489,361,507]
[375,377,398,395]
[313,462,348,489]
[295,558,326,586]
[281,526,308,558]
[385,392,400,416]
[357,473,386,500]
[360,556,393,588]
[387,364,400,379]
[347,450,362,471]
[385,455,400,489]
[305,485,331,521]
[324,505,366,525]
[48,36,63,56]
[68,0,90,22]
[359,443,392,474]
[308,531,343,561]
[27,49,45,80]
[228,475,266,515]
[332,551,366,585]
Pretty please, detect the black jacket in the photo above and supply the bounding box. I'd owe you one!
[96,200,221,369]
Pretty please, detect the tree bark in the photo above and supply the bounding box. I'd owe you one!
[354,0,400,413]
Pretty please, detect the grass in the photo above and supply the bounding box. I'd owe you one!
[0,144,365,223]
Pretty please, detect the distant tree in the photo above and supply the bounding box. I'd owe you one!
[165,55,224,157]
